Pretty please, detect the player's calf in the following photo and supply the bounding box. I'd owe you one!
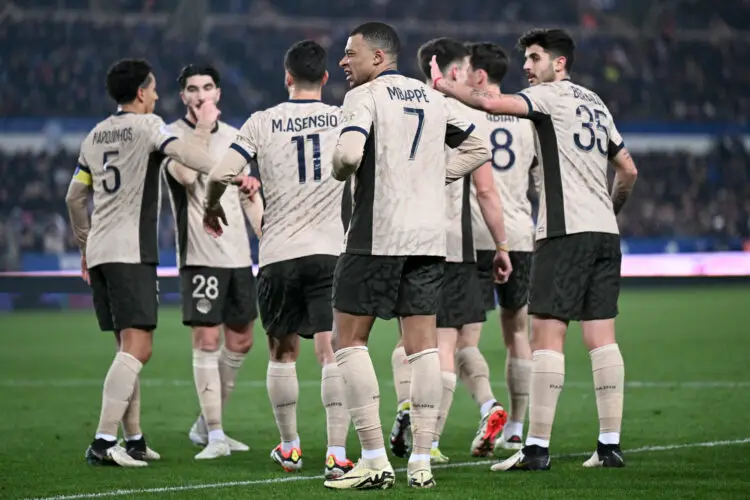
[389,343,412,458]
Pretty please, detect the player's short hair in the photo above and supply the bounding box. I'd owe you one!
[517,28,575,71]
[417,37,469,81]
[350,22,400,57]
[105,59,153,105]
[466,42,509,85]
[177,64,221,90]
[284,40,327,85]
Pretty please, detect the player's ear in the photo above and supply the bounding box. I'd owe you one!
[373,48,385,66]
[179,90,188,107]
[214,87,222,105]
[284,70,294,89]
[554,55,566,73]
[321,71,329,87]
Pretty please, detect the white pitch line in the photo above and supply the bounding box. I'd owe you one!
[2,379,750,389]
[24,437,750,500]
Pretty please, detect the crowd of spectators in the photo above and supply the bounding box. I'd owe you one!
[1,1,749,122]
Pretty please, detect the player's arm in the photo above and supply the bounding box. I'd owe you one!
[472,163,508,251]
[443,101,490,184]
[162,125,213,187]
[332,88,374,181]
[609,147,638,215]
[64,160,93,253]
[239,157,264,237]
[161,124,216,176]
[204,118,261,209]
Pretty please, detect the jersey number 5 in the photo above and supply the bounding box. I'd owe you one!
[291,134,321,184]
[102,150,121,193]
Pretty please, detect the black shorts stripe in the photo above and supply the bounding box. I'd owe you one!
[345,125,376,255]
[139,151,164,264]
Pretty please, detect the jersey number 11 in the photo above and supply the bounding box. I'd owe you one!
[291,134,321,184]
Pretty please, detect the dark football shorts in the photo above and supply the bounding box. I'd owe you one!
[89,263,158,332]
[180,266,257,328]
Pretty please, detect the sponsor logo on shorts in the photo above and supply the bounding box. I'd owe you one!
[196,298,212,314]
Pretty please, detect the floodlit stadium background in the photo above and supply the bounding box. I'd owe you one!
[1,2,749,500]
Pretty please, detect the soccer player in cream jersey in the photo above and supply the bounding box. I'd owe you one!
[201,40,354,480]
[461,42,540,453]
[163,64,263,460]
[65,58,250,467]
[324,23,490,490]
[432,28,638,471]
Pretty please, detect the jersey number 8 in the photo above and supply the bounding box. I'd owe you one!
[490,128,516,171]
[192,274,219,300]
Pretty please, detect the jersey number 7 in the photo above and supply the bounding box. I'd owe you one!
[403,107,425,161]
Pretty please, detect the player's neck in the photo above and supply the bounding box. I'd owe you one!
[371,63,398,81]
[119,103,144,114]
[289,89,322,101]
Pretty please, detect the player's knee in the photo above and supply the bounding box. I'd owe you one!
[192,326,222,351]
[313,331,335,366]
[529,315,566,352]
[120,328,153,364]
[457,322,482,349]
[400,315,438,355]
[500,307,529,347]
[581,319,616,351]
[225,323,254,354]
[268,334,299,363]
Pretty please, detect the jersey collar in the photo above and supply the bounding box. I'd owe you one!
[288,99,321,103]
[377,69,401,79]
[181,117,219,133]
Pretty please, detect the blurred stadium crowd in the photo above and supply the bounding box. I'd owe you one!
[1,0,749,266]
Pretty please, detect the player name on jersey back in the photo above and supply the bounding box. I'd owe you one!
[79,111,177,268]
[163,119,252,269]
[517,80,624,240]
[340,71,477,257]
[468,110,537,252]
[232,100,345,267]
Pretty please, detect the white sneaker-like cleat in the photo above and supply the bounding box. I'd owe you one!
[194,440,231,460]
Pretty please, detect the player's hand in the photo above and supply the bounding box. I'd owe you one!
[193,100,221,126]
[430,55,445,89]
[493,250,513,284]
[80,254,90,285]
[203,202,228,238]
[232,175,261,199]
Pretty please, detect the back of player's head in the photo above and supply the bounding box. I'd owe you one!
[177,64,221,90]
[105,59,153,104]
[417,37,469,81]
[466,42,509,85]
[285,40,328,86]
[517,28,575,71]
[350,22,400,58]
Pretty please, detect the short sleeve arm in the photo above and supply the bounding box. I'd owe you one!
[516,85,553,116]
[340,87,374,138]
[143,114,178,153]
[230,113,261,163]
[443,97,476,149]
[607,120,625,159]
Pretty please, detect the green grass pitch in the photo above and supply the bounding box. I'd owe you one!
[1,285,749,499]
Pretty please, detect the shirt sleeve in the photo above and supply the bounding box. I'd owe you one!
[144,114,178,153]
[516,84,554,116]
[340,87,374,138]
[443,97,477,149]
[231,113,261,163]
[607,116,625,159]
[71,152,93,187]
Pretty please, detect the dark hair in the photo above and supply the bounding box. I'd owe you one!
[284,40,327,85]
[466,42,509,85]
[517,28,575,71]
[177,64,221,90]
[417,37,469,81]
[350,22,400,57]
[105,59,153,104]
